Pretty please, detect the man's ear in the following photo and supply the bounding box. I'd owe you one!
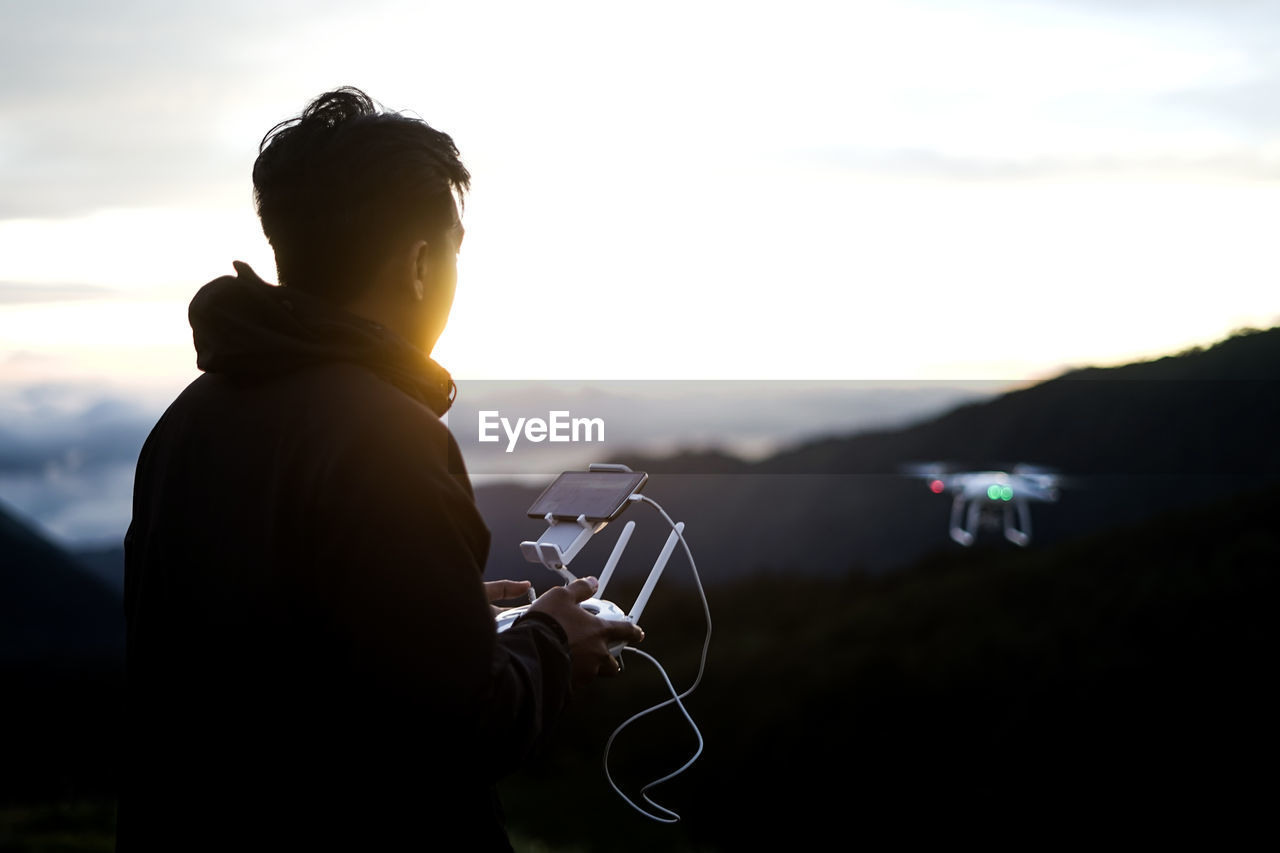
[411,239,431,297]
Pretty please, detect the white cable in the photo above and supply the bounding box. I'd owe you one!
[604,648,704,823]
[600,493,712,823]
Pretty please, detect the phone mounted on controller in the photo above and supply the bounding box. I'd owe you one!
[494,463,684,657]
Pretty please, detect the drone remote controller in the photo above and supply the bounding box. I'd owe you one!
[496,596,635,656]
[493,464,709,825]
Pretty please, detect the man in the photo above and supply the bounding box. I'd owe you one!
[118,87,641,851]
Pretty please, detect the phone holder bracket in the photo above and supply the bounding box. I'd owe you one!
[512,504,681,625]
[520,512,606,584]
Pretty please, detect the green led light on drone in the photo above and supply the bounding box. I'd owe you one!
[987,484,1001,500]
[1001,485,1013,501]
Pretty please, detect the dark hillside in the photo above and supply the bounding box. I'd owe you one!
[0,502,123,664]
[0,502,124,807]
[501,481,1279,847]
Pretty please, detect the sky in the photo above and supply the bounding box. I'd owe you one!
[2,0,1279,544]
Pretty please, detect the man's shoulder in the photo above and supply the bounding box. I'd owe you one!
[170,361,449,432]
[285,363,472,495]
[143,361,461,485]
[295,361,451,430]
[136,361,481,540]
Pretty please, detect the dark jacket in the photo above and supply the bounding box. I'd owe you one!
[118,263,571,851]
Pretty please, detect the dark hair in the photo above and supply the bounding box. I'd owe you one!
[252,87,470,301]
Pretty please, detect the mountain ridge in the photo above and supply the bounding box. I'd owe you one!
[477,326,1280,582]
[0,498,123,664]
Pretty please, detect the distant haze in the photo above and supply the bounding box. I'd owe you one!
[0,378,998,546]
[450,379,1001,476]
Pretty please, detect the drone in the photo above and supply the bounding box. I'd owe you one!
[907,463,1062,547]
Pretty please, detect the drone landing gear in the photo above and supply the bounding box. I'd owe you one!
[1002,498,1032,547]
[949,495,976,547]
[950,496,1032,547]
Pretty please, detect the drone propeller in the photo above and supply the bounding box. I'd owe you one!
[1009,463,1079,491]
[902,461,952,478]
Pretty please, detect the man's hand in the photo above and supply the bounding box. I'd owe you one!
[485,579,533,616]
[528,576,645,687]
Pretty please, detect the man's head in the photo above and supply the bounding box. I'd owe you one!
[252,87,470,351]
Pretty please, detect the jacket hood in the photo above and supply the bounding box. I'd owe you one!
[189,261,456,416]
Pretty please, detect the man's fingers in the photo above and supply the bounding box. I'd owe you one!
[598,655,622,677]
[563,576,598,603]
[603,621,645,645]
[484,579,531,602]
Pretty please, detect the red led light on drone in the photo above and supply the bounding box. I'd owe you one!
[929,479,945,494]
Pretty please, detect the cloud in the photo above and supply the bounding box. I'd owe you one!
[4,0,1280,222]
[1164,77,1280,141]
[786,146,1280,183]
[0,382,161,544]
[0,282,118,305]
[0,383,156,475]
[0,462,135,546]
[0,0,370,218]
[1039,0,1280,135]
